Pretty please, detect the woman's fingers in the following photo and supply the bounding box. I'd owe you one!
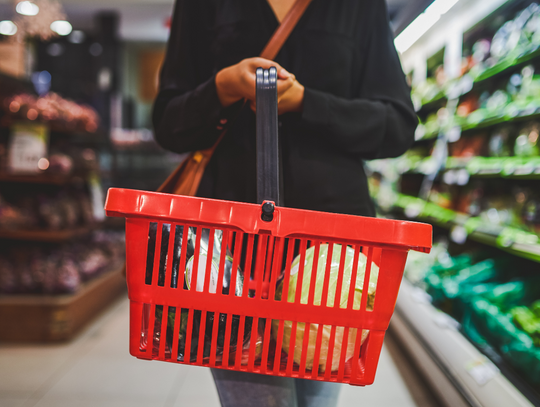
[277,77,296,99]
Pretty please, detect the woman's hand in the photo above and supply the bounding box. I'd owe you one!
[276,79,304,115]
[250,78,305,115]
[215,57,295,107]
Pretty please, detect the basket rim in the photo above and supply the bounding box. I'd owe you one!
[105,188,432,253]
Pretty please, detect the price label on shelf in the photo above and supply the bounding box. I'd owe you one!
[88,172,106,222]
[7,123,49,173]
[433,311,460,330]
[410,286,432,304]
[451,225,468,245]
[465,357,499,386]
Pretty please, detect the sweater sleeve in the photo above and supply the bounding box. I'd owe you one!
[152,0,226,154]
[300,0,417,160]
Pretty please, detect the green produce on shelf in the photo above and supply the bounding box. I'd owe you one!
[412,77,445,107]
[532,300,540,317]
[461,278,540,384]
[511,306,540,346]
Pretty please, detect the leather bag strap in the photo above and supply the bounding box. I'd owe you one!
[260,0,313,60]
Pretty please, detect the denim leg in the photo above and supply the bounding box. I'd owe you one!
[294,379,341,407]
[211,369,298,407]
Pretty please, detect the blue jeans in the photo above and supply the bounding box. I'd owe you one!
[211,369,341,407]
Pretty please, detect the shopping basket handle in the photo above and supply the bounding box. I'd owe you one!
[256,67,280,208]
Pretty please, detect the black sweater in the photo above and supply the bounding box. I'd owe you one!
[153,0,417,217]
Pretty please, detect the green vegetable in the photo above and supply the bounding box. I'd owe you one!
[511,306,540,346]
[272,244,378,372]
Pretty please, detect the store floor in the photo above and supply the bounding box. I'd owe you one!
[0,296,437,407]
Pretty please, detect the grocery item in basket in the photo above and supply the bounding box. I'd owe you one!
[272,244,378,372]
[154,228,252,362]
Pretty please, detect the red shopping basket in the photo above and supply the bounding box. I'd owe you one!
[104,68,432,386]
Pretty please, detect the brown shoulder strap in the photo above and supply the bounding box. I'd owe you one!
[261,0,313,60]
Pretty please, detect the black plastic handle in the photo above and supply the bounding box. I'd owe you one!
[256,67,280,206]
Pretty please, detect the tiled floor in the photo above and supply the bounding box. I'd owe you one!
[0,296,425,407]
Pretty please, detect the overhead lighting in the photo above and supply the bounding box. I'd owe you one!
[16,1,39,16]
[0,20,17,36]
[50,20,72,36]
[395,0,460,53]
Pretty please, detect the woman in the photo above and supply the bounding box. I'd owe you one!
[153,0,416,405]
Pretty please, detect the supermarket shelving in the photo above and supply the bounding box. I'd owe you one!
[386,193,540,264]
[416,46,540,113]
[402,156,540,178]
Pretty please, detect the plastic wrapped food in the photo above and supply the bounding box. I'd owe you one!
[153,227,252,363]
[272,244,378,372]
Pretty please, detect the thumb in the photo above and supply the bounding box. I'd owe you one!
[278,68,292,79]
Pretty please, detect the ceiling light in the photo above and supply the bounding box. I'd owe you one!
[0,20,17,36]
[394,0,460,54]
[16,1,39,16]
[50,20,72,36]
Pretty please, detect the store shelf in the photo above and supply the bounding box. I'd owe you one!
[402,157,540,178]
[0,262,126,342]
[389,194,540,263]
[416,48,540,114]
[0,116,106,138]
[417,108,540,142]
[0,172,87,185]
[417,94,447,113]
[473,47,540,85]
[390,279,535,407]
[0,226,95,242]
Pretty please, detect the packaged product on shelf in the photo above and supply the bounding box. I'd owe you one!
[456,94,479,118]
[74,245,109,281]
[37,195,64,230]
[427,184,453,209]
[523,193,540,233]
[467,39,491,77]
[488,128,513,157]
[449,134,488,158]
[0,255,17,294]
[514,124,540,157]
[0,194,35,230]
[47,153,73,174]
[1,93,100,132]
